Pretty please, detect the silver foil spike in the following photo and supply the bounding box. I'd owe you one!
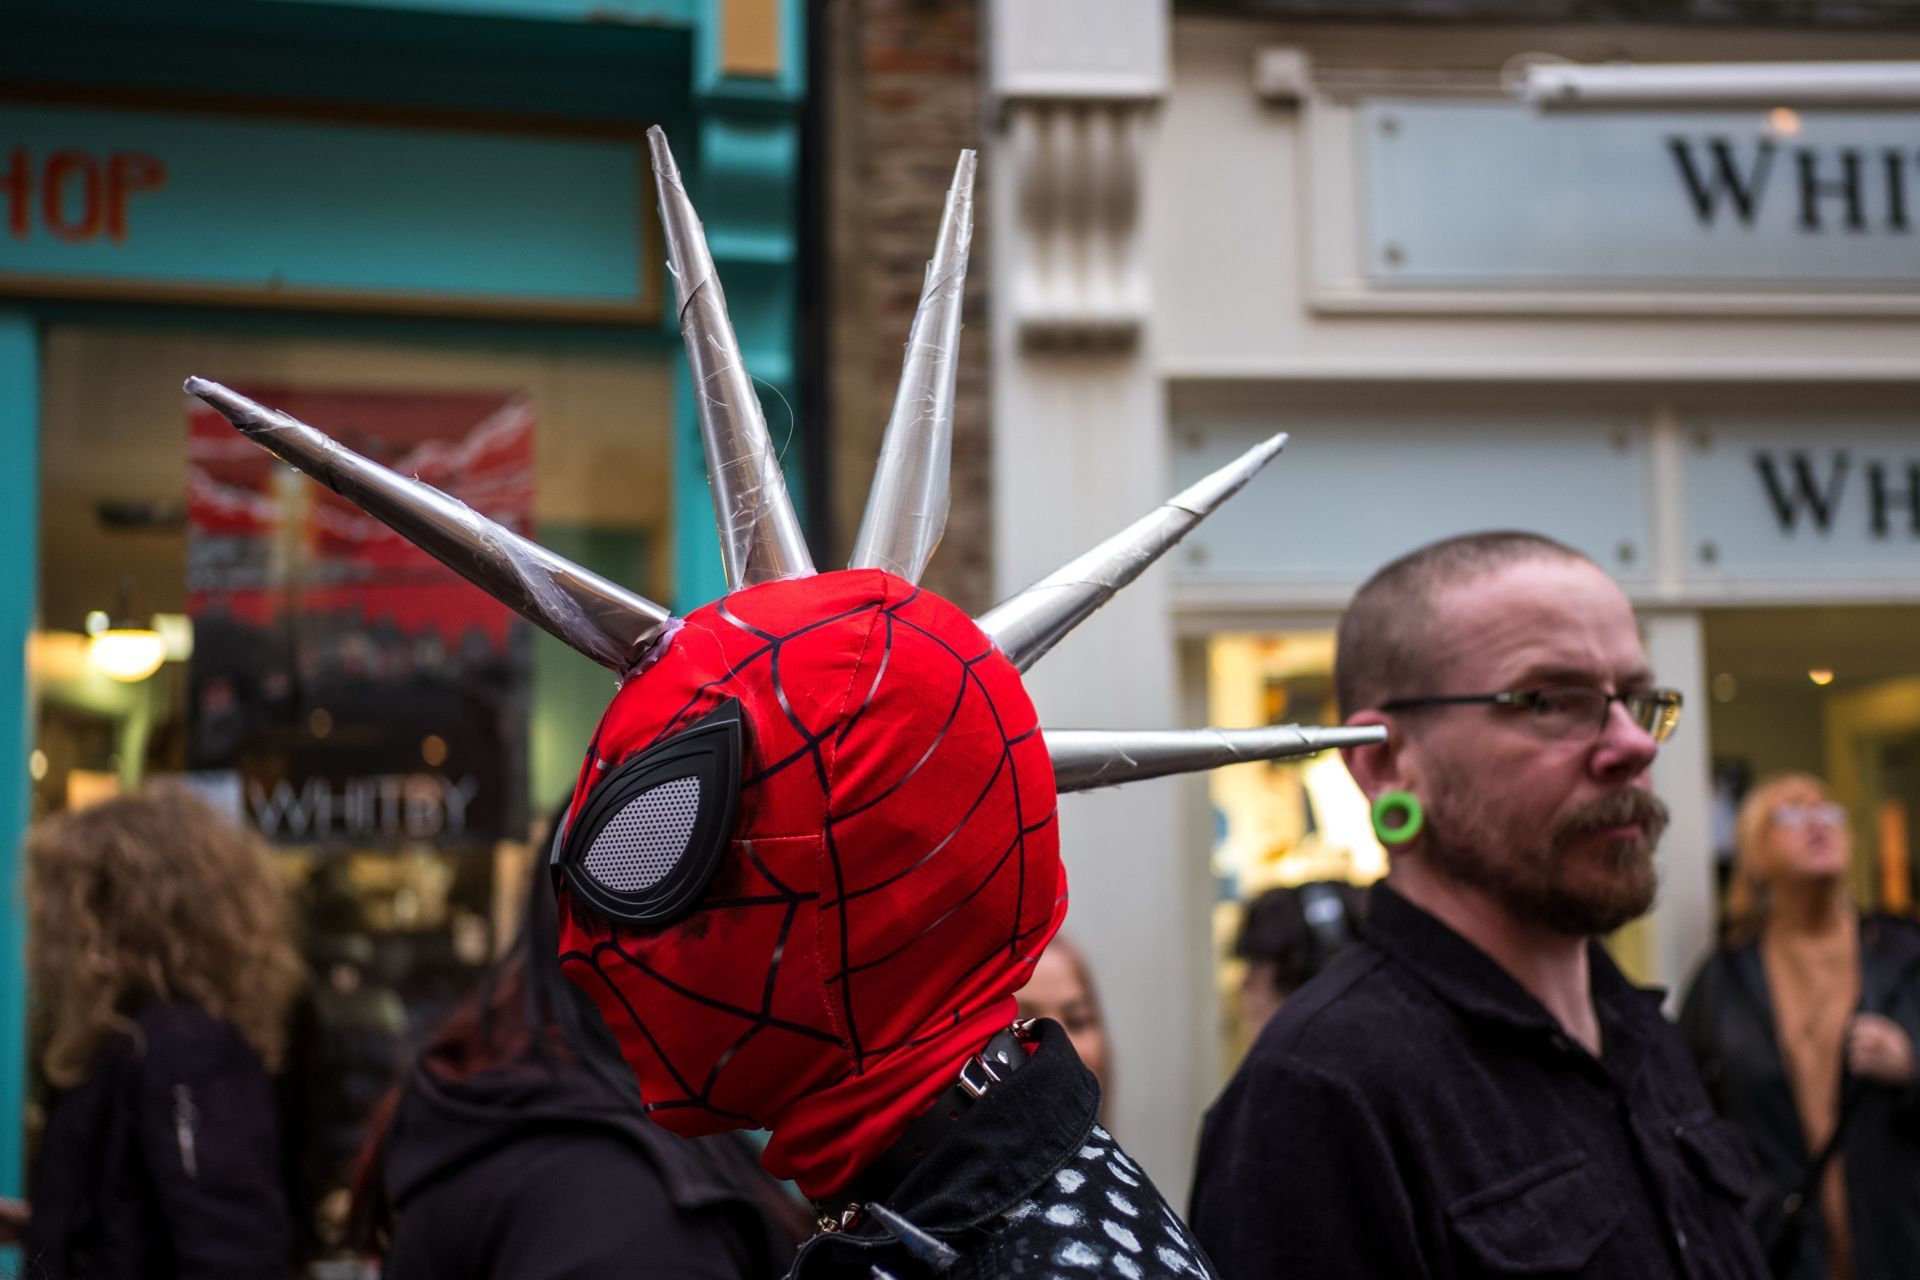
[649,126,814,590]
[848,150,975,584]
[184,378,673,673]
[1047,724,1388,793]
[977,433,1287,672]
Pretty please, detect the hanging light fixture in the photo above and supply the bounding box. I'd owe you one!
[85,585,168,683]
[89,627,167,683]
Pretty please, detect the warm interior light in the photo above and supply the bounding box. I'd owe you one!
[1767,107,1802,136]
[89,628,167,682]
[1809,668,1836,686]
[30,631,93,682]
[154,612,195,662]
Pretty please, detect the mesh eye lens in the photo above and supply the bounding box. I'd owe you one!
[557,699,743,927]
[582,776,703,892]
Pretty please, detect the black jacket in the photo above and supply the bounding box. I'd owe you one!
[27,1002,292,1280]
[790,1019,1216,1279]
[1191,884,1769,1280]
[381,1058,798,1280]
[1679,916,1920,1280]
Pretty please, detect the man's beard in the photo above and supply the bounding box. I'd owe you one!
[1420,785,1670,937]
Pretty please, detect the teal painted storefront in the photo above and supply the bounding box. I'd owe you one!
[0,0,807,1204]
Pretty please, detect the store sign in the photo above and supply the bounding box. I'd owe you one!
[249,773,484,843]
[1170,413,1920,595]
[1,102,655,318]
[1365,100,1920,289]
[1168,411,1652,589]
[1686,418,1920,581]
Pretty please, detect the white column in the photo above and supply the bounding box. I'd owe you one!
[1645,609,1716,1000]
[989,0,1203,1201]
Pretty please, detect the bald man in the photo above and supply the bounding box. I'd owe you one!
[1190,532,1767,1279]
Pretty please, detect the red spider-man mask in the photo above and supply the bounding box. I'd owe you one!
[186,128,1337,1202]
[554,569,1065,1197]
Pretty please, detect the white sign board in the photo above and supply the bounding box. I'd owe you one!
[1170,410,1652,588]
[1684,415,1920,583]
[1171,411,1920,597]
[1365,100,1920,288]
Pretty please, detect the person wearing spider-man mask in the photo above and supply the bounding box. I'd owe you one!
[187,131,1381,1279]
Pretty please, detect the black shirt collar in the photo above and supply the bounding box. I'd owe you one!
[1365,882,1667,1051]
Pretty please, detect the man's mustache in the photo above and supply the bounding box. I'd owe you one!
[1556,789,1671,845]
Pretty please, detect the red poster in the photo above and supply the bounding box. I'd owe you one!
[186,387,534,846]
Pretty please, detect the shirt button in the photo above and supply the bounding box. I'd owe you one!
[1549,1033,1572,1052]
[1675,1228,1689,1251]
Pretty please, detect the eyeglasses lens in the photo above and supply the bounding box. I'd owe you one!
[1532,689,1682,741]
[1775,803,1846,830]
[1628,692,1682,743]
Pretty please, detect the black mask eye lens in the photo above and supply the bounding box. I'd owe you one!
[555,700,742,928]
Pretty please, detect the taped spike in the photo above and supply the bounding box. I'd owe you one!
[977,433,1287,671]
[848,150,975,584]
[1047,724,1387,793]
[864,1203,959,1272]
[184,378,673,673]
[649,126,814,590]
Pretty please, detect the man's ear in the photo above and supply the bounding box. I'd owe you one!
[1339,709,1402,797]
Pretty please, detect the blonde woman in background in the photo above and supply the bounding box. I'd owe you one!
[1680,773,1920,1280]
[23,788,305,1280]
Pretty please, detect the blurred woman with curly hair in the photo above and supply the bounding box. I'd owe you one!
[23,787,305,1280]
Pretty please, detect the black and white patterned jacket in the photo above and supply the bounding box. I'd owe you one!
[789,1019,1218,1280]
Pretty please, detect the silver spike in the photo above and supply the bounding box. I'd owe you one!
[184,378,673,673]
[1048,724,1388,793]
[977,433,1287,671]
[848,150,975,584]
[649,126,814,590]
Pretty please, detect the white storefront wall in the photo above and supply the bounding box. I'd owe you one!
[989,7,1920,1204]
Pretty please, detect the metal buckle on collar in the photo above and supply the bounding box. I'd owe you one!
[961,1018,1037,1097]
[957,1051,1003,1100]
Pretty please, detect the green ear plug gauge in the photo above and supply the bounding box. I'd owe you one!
[1372,790,1423,845]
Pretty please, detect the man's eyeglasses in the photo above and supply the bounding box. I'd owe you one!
[1376,686,1684,743]
[1771,802,1846,831]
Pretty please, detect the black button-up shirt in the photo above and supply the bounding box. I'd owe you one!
[1191,885,1768,1279]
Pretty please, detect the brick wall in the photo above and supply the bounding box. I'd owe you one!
[823,0,995,614]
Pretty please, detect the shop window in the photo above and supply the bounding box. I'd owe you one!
[1206,631,1380,1069]
[1703,604,1920,930]
[30,323,670,1259]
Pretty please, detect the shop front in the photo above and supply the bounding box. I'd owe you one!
[2,0,806,1252]
[1173,385,1920,1057]
[987,2,1920,1201]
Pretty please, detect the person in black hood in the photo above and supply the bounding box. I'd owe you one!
[351,842,807,1280]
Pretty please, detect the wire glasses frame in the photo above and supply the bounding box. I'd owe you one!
[1376,686,1684,743]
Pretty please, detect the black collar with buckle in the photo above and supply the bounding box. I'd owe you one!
[813,1020,1036,1234]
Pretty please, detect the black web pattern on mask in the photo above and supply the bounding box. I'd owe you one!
[560,587,1062,1120]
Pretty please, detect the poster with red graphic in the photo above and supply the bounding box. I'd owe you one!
[186,387,534,847]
